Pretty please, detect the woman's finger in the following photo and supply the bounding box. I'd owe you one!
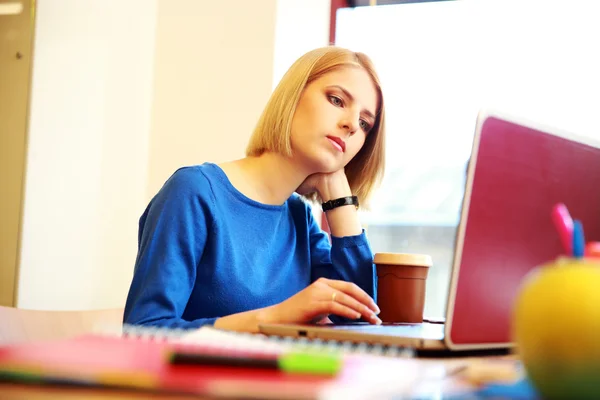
[328,290,381,324]
[320,297,362,320]
[323,279,380,314]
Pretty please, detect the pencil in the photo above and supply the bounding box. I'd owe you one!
[169,350,342,376]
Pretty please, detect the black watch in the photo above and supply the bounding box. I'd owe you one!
[321,196,359,212]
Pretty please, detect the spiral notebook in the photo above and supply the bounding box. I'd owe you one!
[157,324,415,358]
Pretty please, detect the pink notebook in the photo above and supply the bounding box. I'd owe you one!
[0,328,443,399]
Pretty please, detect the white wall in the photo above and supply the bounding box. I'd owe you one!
[149,0,331,196]
[272,0,331,89]
[16,0,331,310]
[17,0,158,309]
[148,0,279,196]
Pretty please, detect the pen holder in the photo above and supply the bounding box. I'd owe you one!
[374,253,432,323]
[513,257,600,400]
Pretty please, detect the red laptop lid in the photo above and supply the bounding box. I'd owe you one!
[446,111,600,350]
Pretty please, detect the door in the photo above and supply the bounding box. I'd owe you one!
[0,0,34,306]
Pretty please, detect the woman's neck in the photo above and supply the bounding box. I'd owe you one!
[219,152,309,206]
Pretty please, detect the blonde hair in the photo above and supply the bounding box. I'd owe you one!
[246,46,386,206]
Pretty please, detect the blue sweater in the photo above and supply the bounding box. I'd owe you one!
[123,163,377,329]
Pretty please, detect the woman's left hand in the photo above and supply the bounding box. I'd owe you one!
[297,167,361,236]
[296,169,349,200]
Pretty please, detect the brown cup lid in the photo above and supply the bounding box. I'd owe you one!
[374,252,432,267]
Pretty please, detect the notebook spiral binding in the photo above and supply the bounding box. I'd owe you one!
[112,324,415,359]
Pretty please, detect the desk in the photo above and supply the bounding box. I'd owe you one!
[0,355,518,400]
[0,384,201,399]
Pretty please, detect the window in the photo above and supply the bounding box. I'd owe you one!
[336,0,600,318]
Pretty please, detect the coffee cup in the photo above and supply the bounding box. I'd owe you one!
[374,252,432,323]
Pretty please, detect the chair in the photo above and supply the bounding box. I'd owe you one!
[0,306,124,345]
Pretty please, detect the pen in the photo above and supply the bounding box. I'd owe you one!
[551,203,574,256]
[169,351,342,376]
[572,219,585,258]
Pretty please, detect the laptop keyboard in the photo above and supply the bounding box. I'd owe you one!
[329,322,445,340]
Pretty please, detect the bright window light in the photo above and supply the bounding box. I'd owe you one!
[336,0,600,318]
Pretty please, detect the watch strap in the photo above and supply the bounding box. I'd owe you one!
[321,196,359,212]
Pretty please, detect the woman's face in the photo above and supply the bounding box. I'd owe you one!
[289,66,378,174]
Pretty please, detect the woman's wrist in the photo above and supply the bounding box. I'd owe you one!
[317,170,352,202]
[256,304,279,326]
[318,171,362,236]
[213,304,279,333]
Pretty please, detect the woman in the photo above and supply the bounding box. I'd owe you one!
[124,46,386,332]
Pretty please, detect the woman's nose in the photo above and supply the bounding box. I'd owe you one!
[339,114,359,135]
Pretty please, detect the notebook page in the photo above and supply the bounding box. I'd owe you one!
[178,327,288,355]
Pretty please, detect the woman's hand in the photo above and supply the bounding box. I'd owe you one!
[297,168,362,237]
[296,170,349,201]
[265,278,382,325]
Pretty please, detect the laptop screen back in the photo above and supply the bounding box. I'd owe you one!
[446,112,600,349]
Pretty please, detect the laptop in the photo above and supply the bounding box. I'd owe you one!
[259,109,600,351]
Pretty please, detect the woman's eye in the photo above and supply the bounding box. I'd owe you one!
[328,95,343,107]
[359,119,371,132]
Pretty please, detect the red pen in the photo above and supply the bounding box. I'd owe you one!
[551,203,574,256]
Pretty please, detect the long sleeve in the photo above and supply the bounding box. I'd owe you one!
[123,168,216,329]
[308,210,377,301]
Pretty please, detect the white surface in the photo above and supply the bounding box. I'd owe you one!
[147,0,278,196]
[337,0,600,166]
[272,0,331,89]
[17,0,157,309]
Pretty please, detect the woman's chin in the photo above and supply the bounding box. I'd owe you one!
[310,155,343,174]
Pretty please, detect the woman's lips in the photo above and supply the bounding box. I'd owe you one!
[326,136,346,152]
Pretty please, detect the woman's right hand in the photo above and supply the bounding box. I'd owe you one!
[264,278,382,325]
